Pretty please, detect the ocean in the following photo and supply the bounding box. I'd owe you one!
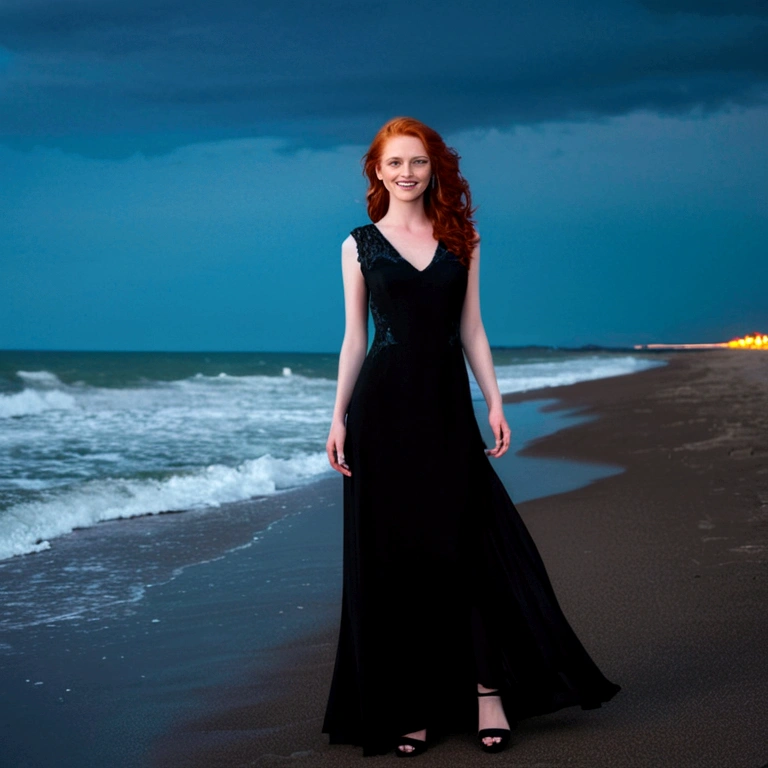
[0,348,662,564]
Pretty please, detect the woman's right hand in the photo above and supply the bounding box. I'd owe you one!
[326,421,351,477]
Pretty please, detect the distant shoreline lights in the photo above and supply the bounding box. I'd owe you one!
[634,333,768,351]
[726,333,768,350]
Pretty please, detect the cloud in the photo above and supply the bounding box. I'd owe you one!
[1,0,766,157]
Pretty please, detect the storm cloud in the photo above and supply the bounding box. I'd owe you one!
[1,0,766,157]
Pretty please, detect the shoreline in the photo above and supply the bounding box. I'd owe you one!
[152,350,767,767]
[0,396,618,637]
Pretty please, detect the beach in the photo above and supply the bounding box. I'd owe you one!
[152,350,767,768]
[2,350,767,767]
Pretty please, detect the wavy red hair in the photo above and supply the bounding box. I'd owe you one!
[362,117,478,267]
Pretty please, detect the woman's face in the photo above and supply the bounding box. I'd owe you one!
[376,135,432,204]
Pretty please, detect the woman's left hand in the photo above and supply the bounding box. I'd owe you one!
[485,406,511,458]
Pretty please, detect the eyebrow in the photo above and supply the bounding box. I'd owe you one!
[384,155,429,161]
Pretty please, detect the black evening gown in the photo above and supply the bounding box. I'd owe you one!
[322,224,620,756]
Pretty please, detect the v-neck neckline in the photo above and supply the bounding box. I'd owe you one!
[372,224,440,274]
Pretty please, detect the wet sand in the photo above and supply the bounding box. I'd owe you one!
[148,350,768,767]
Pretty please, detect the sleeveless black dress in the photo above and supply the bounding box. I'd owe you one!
[322,224,619,756]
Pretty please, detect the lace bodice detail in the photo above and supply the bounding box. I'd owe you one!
[351,224,455,272]
[369,300,398,358]
[350,225,402,272]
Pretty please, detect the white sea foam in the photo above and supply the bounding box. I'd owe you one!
[0,452,329,561]
[0,388,77,418]
[473,355,663,399]
[16,370,64,386]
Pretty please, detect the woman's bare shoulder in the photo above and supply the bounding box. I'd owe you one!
[342,234,358,258]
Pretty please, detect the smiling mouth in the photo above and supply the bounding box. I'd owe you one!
[396,181,418,188]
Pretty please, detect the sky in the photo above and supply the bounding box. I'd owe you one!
[1,0,766,352]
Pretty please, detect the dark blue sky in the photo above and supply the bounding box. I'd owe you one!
[1,0,766,351]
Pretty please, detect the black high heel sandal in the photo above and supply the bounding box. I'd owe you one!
[477,690,511,754]
[395,734,428,758]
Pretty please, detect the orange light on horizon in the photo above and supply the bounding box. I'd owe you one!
[634,332,767,351]
[727,333,768,350]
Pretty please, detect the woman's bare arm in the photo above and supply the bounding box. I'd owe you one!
[459,242,511,458]
[327,235,369,475]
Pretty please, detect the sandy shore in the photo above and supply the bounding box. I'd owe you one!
[146,350,768,768]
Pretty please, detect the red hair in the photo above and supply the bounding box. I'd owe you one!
[362,117,478,267]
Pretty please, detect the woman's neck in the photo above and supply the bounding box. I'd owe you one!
[378,198,431,231]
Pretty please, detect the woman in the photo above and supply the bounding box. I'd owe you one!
[322,117,619,758]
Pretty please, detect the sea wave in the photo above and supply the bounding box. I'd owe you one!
[0,388,77,418]
[0,354,663,561]
[0,451,330,561]
[16,370,65,386]
[488,355,662,398]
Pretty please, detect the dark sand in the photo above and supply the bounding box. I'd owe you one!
[147,350,768,767]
